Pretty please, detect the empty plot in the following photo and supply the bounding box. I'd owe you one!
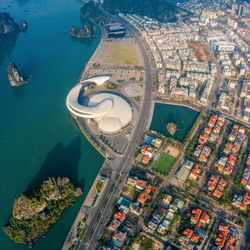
[104,45,138,65]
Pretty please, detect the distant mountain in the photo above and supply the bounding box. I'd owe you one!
[103,0,178,21]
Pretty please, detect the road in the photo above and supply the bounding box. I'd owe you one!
[79,11,155,249]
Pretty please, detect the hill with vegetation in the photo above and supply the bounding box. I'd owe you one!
[3,177,82,246]
[103,0,177,22]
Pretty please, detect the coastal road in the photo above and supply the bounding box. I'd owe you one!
[79,11,155,249]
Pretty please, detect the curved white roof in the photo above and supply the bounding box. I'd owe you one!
[66,76,133,134]
[98,115,122,134]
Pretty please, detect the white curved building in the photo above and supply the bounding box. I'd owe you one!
[66,76,133,134]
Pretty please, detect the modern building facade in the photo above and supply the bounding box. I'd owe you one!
[66,76,133,134]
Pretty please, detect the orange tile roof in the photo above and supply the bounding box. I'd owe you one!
[196,221,202,228]
[213,189,223,198]
[216,234,226,248]
[137,191,149,204]
[191,233,200,243]
[219,178,227,187]
[228,235,236,245]
[240,202,247,211]
[200,212,210,224]
[183,228,193,238]
[191,208,202,223]
[141,145,147,154]
[219,223,230,232]
[205,127,212,134]
[241,178,248,185]
[208,115,218,127]
[243,192,250,205]
[114,212,126,222]
[142,155,150,164]
[144,184,153,194]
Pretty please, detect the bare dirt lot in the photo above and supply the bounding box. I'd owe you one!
[188,41,211,62]
[95,38,144,67]
[164,145,180,158]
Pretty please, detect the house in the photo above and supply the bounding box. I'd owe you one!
[191,233,200,243]
[135,179,147,191]
[137,191,150,204]
[166,211,174,220]
[157,224,167,235]
[127,176,138,187]
[198,132,209,144]
[183,228,193,239]
[117,197,131,214]
[142,155,150,165]
[213,189,223,198]
[191,208,202,224]
[114,212,126,222]
[174,199,185,209]
[148,219,158,231]
[208,114,218,127]
[153,209,165,223]
[141,145,147,155]
[204,127,212,134]
[130,202,142,216]
[109,219,121,231]
[199,153,207,163]
[208,180,217,191]
[199,212,210,225]
[189,164,201,181]
[144,184,153,194]
[163,194,172,207]
[113,231,127,242]
[169,204,178,213]
[152,138,162,148]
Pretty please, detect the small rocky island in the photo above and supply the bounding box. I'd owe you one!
[69,1,103,39]
[69,20,96,39]
[3,177,82,246]
[0,13,27,37]
[166,122,177,136]
[7,62,29,87]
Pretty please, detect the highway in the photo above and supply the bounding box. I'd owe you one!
[79,11,155,249]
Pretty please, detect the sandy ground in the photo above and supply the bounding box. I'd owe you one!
[123,83,144,97]
[188,41,211,62]
[164,145,180,158]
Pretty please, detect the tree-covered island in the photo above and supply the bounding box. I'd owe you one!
[166,122,177,136]
[3,177,82,246]
[69,1,104,39]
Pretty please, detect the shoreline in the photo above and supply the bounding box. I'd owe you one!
[62,21,108,250]
[155,99,202,112]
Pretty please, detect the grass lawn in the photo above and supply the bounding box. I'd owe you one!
[96,180,105,192]
[154,152,176,176]
[104,45,138,65]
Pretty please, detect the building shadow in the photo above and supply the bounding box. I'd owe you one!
[26,137,84,191]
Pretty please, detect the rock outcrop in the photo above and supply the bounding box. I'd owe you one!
[0,13,27,37]
[69,21,96,39]
[4,177,82,245]
[7,62,29,87]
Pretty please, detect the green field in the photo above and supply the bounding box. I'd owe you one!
[154,152,176,176]
[104,45,138,65]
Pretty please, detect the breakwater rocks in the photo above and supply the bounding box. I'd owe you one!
[3,177,83,246]
[7,62,29,87]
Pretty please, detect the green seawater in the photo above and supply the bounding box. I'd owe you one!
[151,103,199,142]
[0,0,104,249]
